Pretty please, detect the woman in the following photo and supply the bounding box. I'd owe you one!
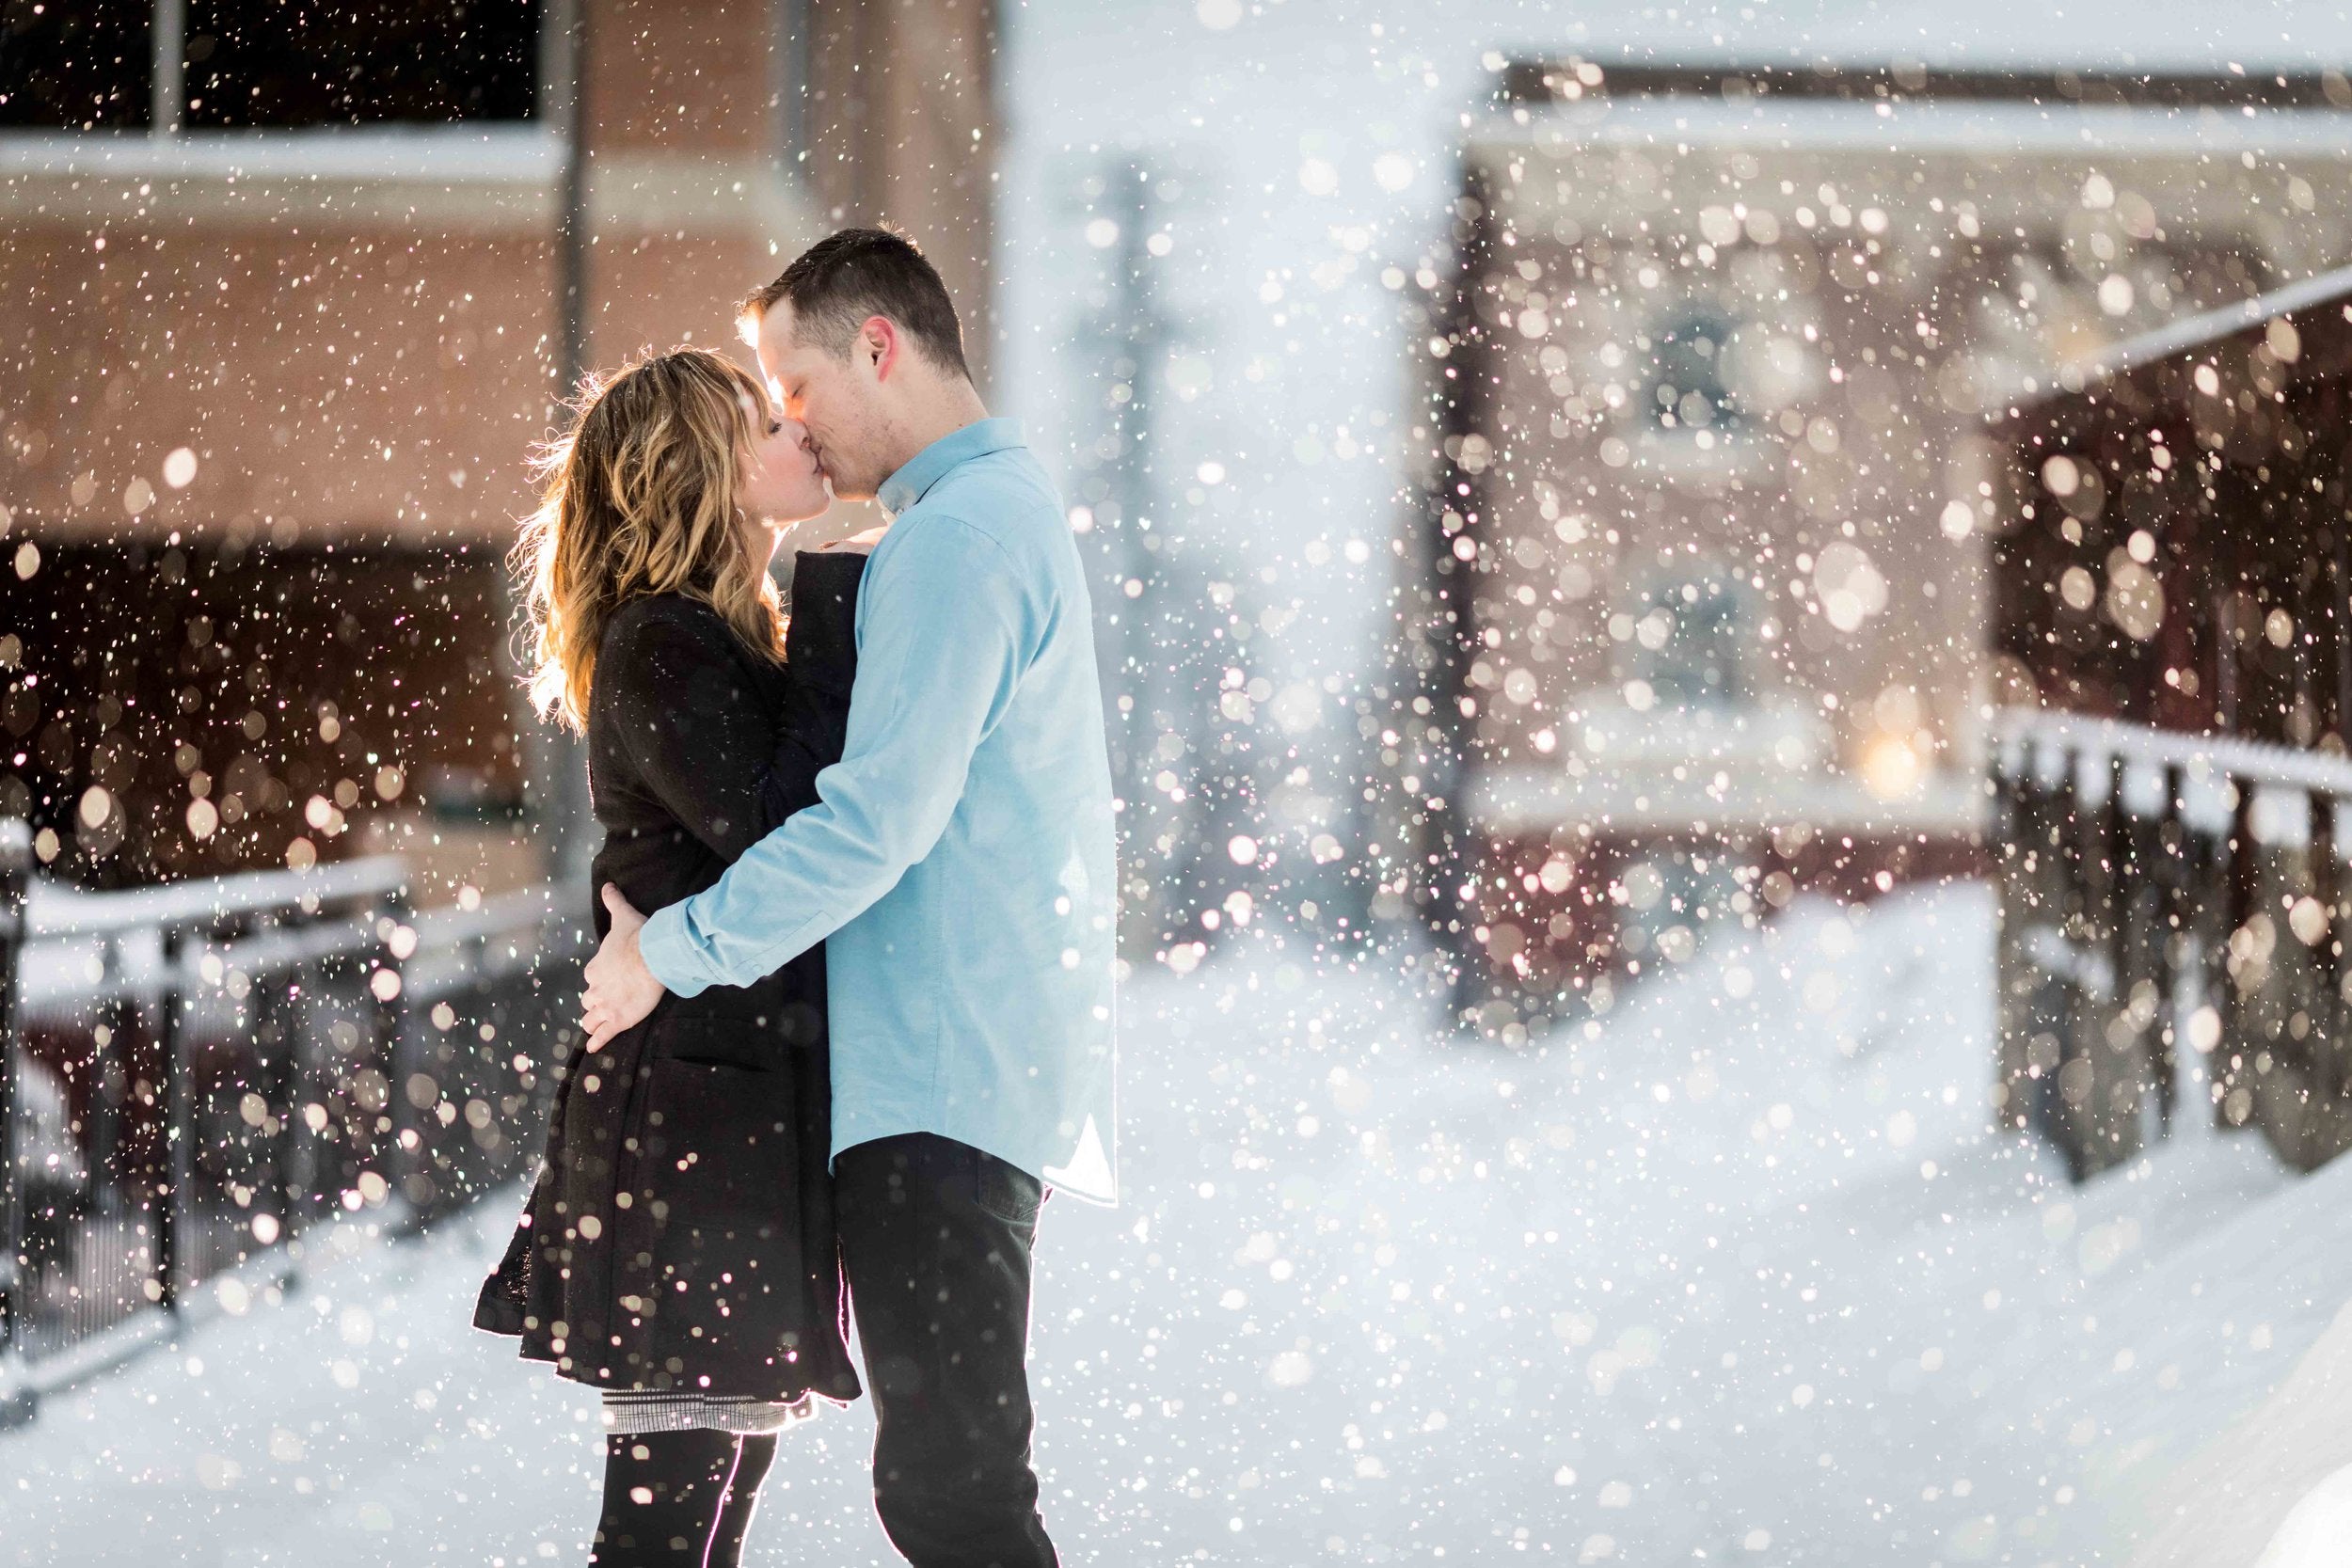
[473,347,867,1564]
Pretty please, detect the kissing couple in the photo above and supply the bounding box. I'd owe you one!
[472,228,1118,1568]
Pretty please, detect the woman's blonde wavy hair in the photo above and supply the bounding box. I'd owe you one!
[513,346,787,733]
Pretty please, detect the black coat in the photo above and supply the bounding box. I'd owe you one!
[474,550,866,1406]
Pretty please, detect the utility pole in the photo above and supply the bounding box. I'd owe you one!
[1069,161,1204,950]
[1065,156,1275,958]
[556,0,590,405]
[517,0,596,889]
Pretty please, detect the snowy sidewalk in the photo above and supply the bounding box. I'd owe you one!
[10,883,2352,1564]
[0,1196,896,1566]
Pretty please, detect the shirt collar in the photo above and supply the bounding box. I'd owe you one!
[875,417,1024,521]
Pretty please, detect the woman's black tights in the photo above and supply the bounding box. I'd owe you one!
[589,1428,778,1566]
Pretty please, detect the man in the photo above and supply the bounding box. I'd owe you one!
[578,228,1117,1568]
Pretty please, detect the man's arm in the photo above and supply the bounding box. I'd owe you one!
[638,516,1034,996]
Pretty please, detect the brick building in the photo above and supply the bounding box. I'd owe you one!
[1,0,996,898]
[1405,60,2352,1033]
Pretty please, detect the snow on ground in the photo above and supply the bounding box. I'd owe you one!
[1040,882,2352,1565]
[9,880,2352,1564]
[2132,1284,2352,1564]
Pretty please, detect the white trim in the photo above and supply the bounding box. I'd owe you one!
[1475,96,2352,160]
[0,137,821,240]
[0,124,561,184]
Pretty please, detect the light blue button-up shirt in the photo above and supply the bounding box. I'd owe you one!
[637,419,1119,1202]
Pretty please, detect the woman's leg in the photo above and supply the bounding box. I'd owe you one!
[706,1433,779,1568]
[589,1428,739,1565]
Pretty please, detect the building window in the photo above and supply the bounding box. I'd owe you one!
[1646,309,1739,433]
[0,0,540,133]
[1618,572,1751,708]
[0,1,153,129]
[184,1,540,128]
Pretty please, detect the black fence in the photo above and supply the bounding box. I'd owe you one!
[1988,267,2352,1180]
[1990,714,2352,1178]
[0,829,580,1420]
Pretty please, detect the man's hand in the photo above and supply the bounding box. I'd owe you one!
[580,883,666,1053]
[819,523,887,553]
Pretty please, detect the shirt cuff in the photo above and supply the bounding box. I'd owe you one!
[638,902,717,998]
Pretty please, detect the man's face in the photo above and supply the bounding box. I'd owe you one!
[755,303,894,502]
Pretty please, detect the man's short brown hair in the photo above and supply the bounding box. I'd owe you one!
[739,227,971,379]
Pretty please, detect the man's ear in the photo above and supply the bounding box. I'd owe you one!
[861,315,901,382]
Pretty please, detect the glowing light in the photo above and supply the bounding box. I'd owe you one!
[1860,732,1924,799]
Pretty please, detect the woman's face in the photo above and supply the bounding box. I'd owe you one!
[737,404,829,555]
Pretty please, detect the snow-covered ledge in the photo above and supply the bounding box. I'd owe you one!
[1469,696,1985,839]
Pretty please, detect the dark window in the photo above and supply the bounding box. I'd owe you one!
[1620,574,1750,708]
[183,0,539,127]
[1647,309,1739,432]
[0,0,152,129]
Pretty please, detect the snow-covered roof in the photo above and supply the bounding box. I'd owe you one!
[1474,0,2352,77]
[2008,261,2352,409]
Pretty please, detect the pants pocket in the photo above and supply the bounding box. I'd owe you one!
[972,1148,1042,1227]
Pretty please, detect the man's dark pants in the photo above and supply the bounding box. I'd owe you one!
[834,1132,1057,1568]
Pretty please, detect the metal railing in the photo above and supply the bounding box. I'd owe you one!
[1990,710,2352,1180]
[0,827,580,1421]
[1983,265,2352,1181]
